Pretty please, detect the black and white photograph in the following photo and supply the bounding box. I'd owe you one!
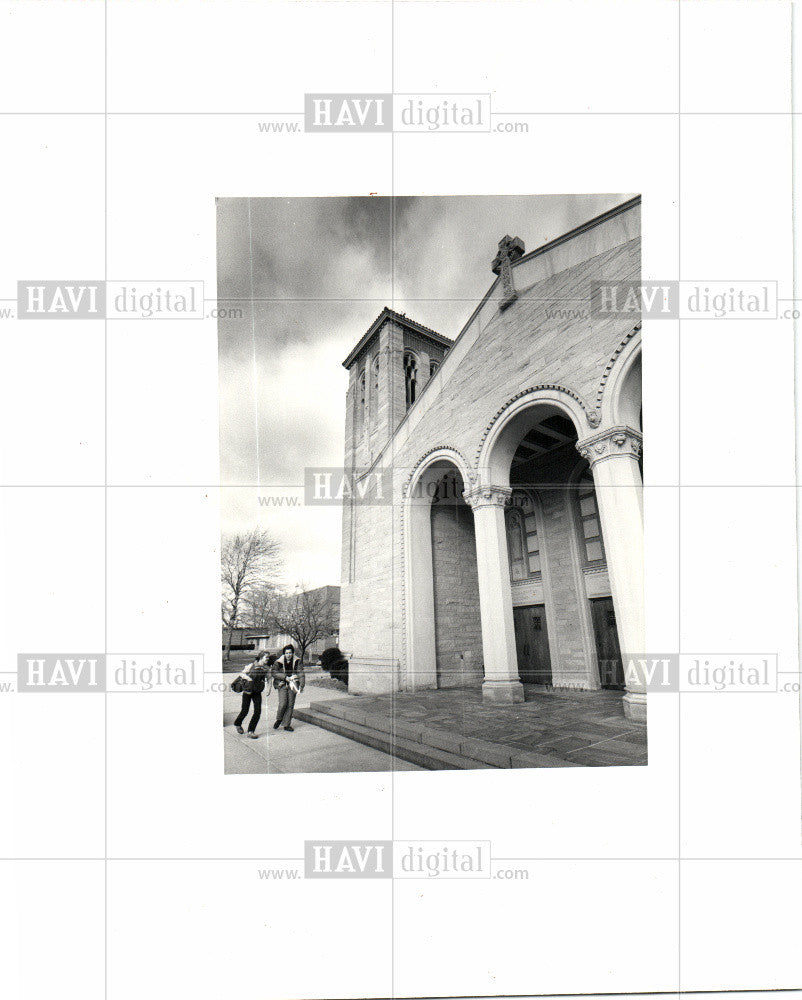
[218,194,645,774]
[2,2,801,998]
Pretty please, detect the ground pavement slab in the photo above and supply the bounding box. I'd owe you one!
[298,686,648,770]
[223,679,423,774]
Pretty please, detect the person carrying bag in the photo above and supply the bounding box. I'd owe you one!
[232,651,272,738]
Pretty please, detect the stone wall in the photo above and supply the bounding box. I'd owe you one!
[430,500,484,687]
[390,236,640,474]
[339,498,400,693]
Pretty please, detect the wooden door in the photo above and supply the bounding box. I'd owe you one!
[512,604,552,685]
[590,596,624,688]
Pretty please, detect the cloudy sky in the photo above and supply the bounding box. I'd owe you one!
[216,193,633,590]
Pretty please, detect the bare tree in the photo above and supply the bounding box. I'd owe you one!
[221,529,282,661]
[268,587,336,665]
[242,583,281,632]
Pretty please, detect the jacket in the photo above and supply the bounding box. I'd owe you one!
[237,660,269,694]
[271,655,305,692]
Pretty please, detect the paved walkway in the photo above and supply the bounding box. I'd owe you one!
[222,673,423,774]
[336,686,647,767]
[223,665,646,770]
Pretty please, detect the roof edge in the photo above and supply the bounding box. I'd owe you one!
[513,195,641,271]
[352,195,641,473]
[342,306,453,370]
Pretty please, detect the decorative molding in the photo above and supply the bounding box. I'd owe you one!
[576,425,642,467]
[474,383,595,468]
[463,485,513,510]
[402,445,476,497]
[590,323,641,425]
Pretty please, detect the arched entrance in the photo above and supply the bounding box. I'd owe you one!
[471,372,644,719]
[466,393,586,702]
[404,451,481,691]
[480,397,607,694]
[404,364,644,717]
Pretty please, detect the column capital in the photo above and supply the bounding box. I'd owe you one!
[576,424,642,468]
[462,484,513,510]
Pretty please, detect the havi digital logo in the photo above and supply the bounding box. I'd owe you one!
[17,654,106,692]
[304,94,392,133]
[18,281,105,319]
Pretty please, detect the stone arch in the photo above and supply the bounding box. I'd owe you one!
[404,445,474,498]
[599,327,642,429]
[476,386,589,487]
[476,397,611,694]
[403,448,478,691]
[403,349,420,408]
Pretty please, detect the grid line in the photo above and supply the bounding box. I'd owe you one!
[4,5,795,1000]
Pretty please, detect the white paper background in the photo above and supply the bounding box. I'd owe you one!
[0,2,800,999]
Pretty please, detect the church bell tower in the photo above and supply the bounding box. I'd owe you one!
[342,307,453,470]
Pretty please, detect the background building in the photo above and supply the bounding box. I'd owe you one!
[243,584,340,662]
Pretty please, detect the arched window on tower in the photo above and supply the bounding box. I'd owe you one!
[505,502,541,581]
[358,368,366,431]
[404,352,418,408]
[429,359,440,378]
[575,475,606,565]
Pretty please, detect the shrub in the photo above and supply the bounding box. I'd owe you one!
[319,647,348,687]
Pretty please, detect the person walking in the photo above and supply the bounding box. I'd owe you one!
[271,644,305,732]
[233,651,272,738]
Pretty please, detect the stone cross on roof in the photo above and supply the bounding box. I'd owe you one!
[491,234,525,311]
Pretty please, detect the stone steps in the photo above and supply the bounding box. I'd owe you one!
[293,705,492,770]
[295,699,581,770]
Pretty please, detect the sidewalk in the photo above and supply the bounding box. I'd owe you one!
[222,668,423,774]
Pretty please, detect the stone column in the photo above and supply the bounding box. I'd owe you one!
[404,491,438,692]
[576,425,645,722]
[463,485,524,704]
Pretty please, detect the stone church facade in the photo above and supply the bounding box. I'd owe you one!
[339,197,645,722]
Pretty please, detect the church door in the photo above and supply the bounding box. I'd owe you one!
[590,596,624,689]
[512,605,552,685]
